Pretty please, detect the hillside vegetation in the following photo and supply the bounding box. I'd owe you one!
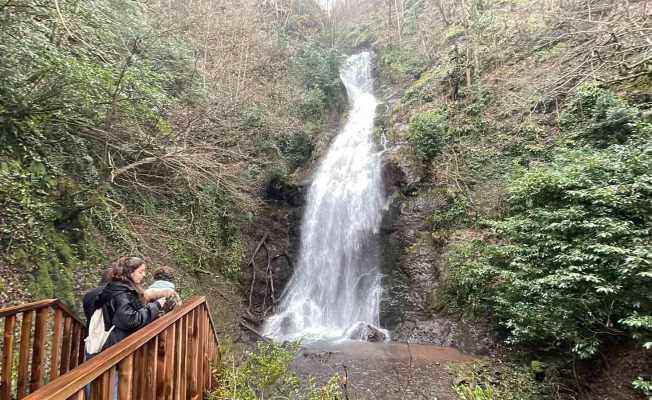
[0,0,341,335]
[336,0,651,398]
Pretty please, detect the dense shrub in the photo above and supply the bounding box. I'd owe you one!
[561,84,639,146]
[299,87,328,119]
[279,132,314,169]
[446,129,652,356]
[0,159,85,306]
[454,361,555,400]
[295,42,341,104]
[408,110,449,160]
[209,342,342,400]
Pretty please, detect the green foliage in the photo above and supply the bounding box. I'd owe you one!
[279,132,314,169]
[295,42,341,104]
[620,313,652,351]
[0,160,56,250]
[633,376,652,400]
[164,186,246,280]
[454,361,554,400]
[209,342,342,400]
[561,84,639,146]
[442,239,501,315]
[0,158,81,306]
[299,87,328,119]
[446,130,652,356]
[402,64,449,104]
[408,109,449,160]
[0,1,177,145]
[431,191,472,232]
[377,45,429,84]
[455,384,495,400]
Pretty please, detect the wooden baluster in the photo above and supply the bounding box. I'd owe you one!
[204,307,210,395]
[50,308,63,380]
[130,349,138,399]
[17,310,33,400]
[144,338,157,400]
[196,307,205,397]
[78,330,85,367]
[107,367,116,400]
[90,375,102,400]
[68,324,80,370]
[184,311,194,400]
[59,317,72,376]
[173,318,184,400]
[191,309,201,400]
[183,312,192,400]
[30,307,48,391]
[134,347,145,400]
[1,315,16,400]
[156,329,167,398]
[100,371,110,399]
[118,354,133,400]
[163,324,175,400]
[206,308,213,390]
[203,309,211,391]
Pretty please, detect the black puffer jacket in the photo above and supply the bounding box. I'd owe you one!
[98,281,162,350]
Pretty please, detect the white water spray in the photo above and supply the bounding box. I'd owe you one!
[263,52,388,342]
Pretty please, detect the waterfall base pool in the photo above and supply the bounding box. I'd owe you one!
[293,342,473,399]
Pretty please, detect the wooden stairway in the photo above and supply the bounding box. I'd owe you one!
[1,297,220,400]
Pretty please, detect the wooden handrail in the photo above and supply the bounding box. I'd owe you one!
[1,299,86,400]
[0,299,56,318]
[24,296,220,400]
[0,299,84,326]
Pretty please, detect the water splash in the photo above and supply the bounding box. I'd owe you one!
[263,52,388,342]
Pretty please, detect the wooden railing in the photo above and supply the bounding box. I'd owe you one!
[1,299,86,400]
[23,296,219,400]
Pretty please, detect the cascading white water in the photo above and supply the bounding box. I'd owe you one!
[263,52,388,342]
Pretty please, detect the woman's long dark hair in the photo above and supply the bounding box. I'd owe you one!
[110,256,146,302]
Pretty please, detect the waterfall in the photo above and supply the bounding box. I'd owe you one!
[263,52,388,342]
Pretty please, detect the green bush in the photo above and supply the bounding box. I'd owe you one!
[456,385,495,400]
[299,87,327,119]
[443,239,501,315]
[561,84,639,146]
[454,361,555,400]
[209,342,342,400]
[408,110,449,160]
[0,159,87,306]
[295,42,341,104]
[167,185,246,280]
[448,132,652,356]
[0,160,56,250]
[633,376,652,400]
[279,132,314,169]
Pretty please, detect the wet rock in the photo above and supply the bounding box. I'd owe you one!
[366,325,387,342]
[392,317,497,356]
[393,319,455,346]
[346,323,388,342]
[265,175,305,207]
[382,146,423,192]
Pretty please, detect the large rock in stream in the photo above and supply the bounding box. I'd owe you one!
[345,322,388,342]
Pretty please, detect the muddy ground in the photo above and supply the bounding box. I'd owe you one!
[293,341,474,400]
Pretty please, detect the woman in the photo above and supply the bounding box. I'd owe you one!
[99,256,164,350]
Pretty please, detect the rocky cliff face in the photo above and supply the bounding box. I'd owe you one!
[377,101,497,356]
[240,186,304,326]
